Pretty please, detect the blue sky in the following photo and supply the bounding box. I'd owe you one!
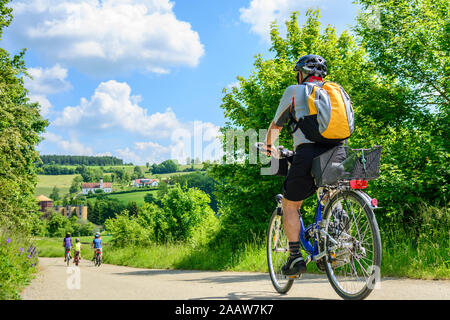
[2,0,360,165]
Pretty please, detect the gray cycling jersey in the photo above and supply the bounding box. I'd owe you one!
[273,80,327,148]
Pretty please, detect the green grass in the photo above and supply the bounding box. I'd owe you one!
[35,169,202,198]
[381,233,450,279]
[35,174,78,197]
[105,190,158,205]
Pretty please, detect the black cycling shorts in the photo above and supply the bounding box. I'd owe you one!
[283,143,346,202]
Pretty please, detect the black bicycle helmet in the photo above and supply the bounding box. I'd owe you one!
[294,54,328,78]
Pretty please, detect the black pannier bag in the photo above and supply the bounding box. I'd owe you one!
[312,145,382,187]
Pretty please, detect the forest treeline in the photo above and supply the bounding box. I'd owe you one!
[39,155,127,166]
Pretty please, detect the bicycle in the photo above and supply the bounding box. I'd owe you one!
[94,249,102,267]
[64,248,71,267]
[74,251,80,266]
[257,143,383,300]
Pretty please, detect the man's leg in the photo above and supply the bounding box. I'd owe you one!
[282,198,302,241]
[281,198,307,276]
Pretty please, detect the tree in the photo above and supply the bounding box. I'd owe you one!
[126,201,139,217]
[158,184,217,242]
[49,186,60,201]
[151,160,179,174]
[354,0,449,110]
[69,175,83,194]
[133,165,144,178]
[156,180,169,199]
[144,192,156,204]
[0,0,47,232]
[170,171,218,211]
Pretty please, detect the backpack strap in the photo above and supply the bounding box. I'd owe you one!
[287,86,300,134]
[288,82,323,134]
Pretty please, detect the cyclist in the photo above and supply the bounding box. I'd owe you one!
[63,232,72,262]
[74,238,82,262]
[262,54,346,276]
[91,232,102,261]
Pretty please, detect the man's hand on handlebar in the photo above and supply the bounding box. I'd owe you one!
[255,142,279,158]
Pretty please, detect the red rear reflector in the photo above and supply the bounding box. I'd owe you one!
[350,180,367,189]
[371,198,378,207]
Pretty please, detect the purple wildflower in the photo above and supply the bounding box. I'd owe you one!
[6,238,11,244]
[19,248,25,255]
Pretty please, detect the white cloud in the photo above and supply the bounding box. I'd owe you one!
[28,94,52,116]
[240,0,317,41]
[134,141,169,152]
[115,147,143,164]
[24,64,71,95]
[42,132,93,155]
[48,80,224,164]
[10,0,204,75]
[54,80,180,138]
[24,64,71,116]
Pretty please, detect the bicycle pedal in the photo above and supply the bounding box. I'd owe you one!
[289,274,302,279]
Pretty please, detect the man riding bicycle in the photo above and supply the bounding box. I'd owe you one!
[262,55,347,276]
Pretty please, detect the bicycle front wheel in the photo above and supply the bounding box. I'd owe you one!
[267,209,294,294]
[323,190,382,300]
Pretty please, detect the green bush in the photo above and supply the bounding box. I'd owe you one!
[104,211,151,247]
[158,184,218,243]
[105,185,219,246]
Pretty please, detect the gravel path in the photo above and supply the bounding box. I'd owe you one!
[21,257,450,300]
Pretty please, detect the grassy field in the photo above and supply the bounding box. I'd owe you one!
[105,190,158,205]
[35,174,78,197]
[35,169,201,197]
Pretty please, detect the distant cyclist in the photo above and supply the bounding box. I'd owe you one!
[261,55,349,276]
[74,238,82,261]
[91,232,102,261]
[63,232,72,262]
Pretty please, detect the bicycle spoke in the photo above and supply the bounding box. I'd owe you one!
[324,191,381,299]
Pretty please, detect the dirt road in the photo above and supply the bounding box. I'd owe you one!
[21,257,450,300]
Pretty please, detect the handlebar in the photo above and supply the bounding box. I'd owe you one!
[254,142,294,159]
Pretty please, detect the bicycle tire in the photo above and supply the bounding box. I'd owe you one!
[267,209,294,294]
[323,190,382,300]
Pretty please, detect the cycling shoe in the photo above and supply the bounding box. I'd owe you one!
[282,255,307,276]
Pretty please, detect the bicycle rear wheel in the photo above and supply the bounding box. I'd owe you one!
[267,209,294,294]
[323,190,382,300]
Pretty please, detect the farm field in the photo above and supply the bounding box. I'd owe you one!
[105,190,158,205]
[35,169,201,198]
[35,174,78,197]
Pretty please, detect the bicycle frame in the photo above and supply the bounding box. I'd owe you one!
[298,189,340,265]
[299,197,323,257]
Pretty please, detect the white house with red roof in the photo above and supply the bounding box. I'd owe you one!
[81,178,112,194]
[132,178,158,187]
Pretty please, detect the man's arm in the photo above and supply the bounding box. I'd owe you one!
[263,121,283,157]
[262,85,296,156]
